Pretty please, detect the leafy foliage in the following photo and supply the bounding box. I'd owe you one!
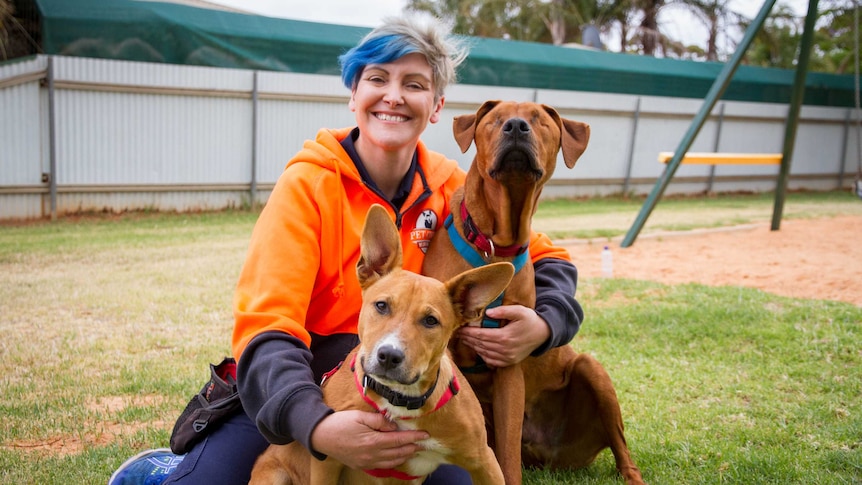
[405,0,860,74]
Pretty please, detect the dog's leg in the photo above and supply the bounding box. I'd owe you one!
[492,364,525,485]
[248,444,304,485]
[464,445,507,485]
[569,355,645,485]
[309,457,344,485]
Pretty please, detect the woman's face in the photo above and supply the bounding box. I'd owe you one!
[349,52,445,158]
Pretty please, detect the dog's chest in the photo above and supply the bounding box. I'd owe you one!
[396,421,453,476]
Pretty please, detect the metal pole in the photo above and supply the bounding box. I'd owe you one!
[47,56,58,221]
[623,97,641,195]
[621,0,777,247]
[771,0,819,231]
[708,102,725,193]
[251,70,258,210]
[838,108,850,189]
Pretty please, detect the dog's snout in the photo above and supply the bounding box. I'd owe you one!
[376,345,404,370]
[502,117,530,138]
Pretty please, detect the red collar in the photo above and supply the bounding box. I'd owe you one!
[350,355,460,420]
[363,467,423,481]
[351,355,460,481]
[459,200,528,258]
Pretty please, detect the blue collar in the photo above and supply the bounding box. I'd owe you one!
[444,214,529,273]
[444,213,528,330]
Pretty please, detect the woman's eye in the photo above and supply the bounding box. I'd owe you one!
[374,301,389,315]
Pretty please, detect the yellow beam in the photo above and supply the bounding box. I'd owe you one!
[658,152,782,165]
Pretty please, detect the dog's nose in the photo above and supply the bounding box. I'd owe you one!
[376,345,405,370]
[503,117,530,138]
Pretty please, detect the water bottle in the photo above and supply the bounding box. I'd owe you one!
[601,245,613,278]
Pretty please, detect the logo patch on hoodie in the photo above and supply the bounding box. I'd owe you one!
[410,209,438,253]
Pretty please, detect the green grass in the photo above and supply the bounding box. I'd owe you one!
[1,192,860,484]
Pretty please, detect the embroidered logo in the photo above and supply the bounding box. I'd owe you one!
[410,209,438,253]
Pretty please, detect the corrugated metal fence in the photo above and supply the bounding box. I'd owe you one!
[1,55,859,220]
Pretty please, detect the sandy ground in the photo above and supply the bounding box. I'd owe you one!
[562,215,862,307]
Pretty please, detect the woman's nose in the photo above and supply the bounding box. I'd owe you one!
[382,85,404,106]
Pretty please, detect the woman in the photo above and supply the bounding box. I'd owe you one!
[110,14,583,485]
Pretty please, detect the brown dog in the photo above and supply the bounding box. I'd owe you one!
[249,204,512,485]
[422,101,645,485]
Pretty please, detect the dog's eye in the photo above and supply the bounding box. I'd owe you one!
[420,315,439,328]
[374,301,389,315]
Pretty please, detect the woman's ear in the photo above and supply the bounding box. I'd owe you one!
[348,90,357,112]
[429,96,445,124]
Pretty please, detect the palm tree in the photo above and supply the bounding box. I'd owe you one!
[1,0,13,60]
[0,0,38,61]
[740,3,802,69]
[635,0,664,56]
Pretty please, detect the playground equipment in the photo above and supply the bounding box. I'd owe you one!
[621,0,829,247]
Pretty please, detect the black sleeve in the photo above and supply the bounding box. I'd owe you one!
[531,257,584,356]
[236,331,333,460]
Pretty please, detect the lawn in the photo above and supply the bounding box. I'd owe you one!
[1,192,860,484]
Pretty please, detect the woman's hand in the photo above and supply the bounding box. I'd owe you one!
[456,304,550,368]
[310,410,429,470]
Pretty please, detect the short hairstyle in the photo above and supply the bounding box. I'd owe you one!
[339,15,469,101]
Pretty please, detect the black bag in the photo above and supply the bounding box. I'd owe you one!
[169,357,242,454]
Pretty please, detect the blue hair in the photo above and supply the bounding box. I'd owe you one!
[339,34,419,90]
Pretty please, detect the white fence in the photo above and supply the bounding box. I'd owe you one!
[1,55,859,220]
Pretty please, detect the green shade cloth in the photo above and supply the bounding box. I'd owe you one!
[29,0,856,107]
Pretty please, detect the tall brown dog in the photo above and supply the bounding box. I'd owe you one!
[422,101,645,485]
[249,204,512,485]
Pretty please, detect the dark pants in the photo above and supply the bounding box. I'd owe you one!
[163,410,472,484]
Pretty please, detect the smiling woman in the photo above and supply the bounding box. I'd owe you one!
[103,14,579,485]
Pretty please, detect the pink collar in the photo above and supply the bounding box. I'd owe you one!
[350,355,460,481]
[459,200,528,258]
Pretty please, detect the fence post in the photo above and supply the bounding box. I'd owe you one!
[47,56,58,221]
[250,70,259,210]
[623,97,641,195]
[837,108,850,189]
[707,102,725,193]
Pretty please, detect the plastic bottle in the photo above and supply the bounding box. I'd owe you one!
[601,245,613,278]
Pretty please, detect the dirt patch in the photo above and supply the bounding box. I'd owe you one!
[3,395,169,457]
[563,215,862,307]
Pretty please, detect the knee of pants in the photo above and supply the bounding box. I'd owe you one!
[164,411,269,485]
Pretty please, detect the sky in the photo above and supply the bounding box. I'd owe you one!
[204,0,813,54]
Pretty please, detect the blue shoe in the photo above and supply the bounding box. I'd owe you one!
[108,448,184,485]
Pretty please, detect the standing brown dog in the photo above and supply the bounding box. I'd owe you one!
[249,204,512,485]
[422,101,645,485]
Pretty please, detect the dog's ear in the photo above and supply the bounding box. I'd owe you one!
[542,104,590,169]
[452,113,477,153]
[560,118,590,169]
[446,262,515,325]
[453,100,501,153]
[357,204,403,289]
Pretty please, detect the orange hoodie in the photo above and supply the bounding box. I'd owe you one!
[231,127,581,452]
[232,127,571,361]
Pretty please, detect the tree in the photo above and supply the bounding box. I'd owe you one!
[403,0,857,74]
[811,0,860,74]
[635,0,664,56]
[1,0,13,59]
[671,0,738,61]
[0,0,38,61]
